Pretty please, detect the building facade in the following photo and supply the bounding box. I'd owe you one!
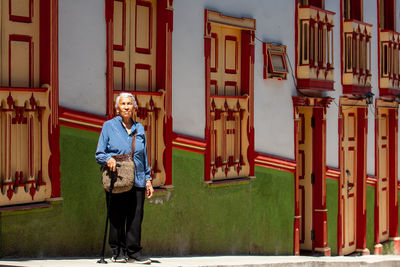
[0,0,400,257]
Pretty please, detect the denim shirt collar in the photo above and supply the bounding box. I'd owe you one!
[116,115,137,136]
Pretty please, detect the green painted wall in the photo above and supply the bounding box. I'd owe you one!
[366,185,375,253]
[0,126,294,257]
[326,178,338,255]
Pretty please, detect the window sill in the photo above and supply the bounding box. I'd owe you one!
[204,176,256,188]
[0,198,63,216]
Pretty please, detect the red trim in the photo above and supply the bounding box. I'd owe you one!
[113,0,126,51]
[211,33,218,72]
[134,64,152,92]
[299,113,305,144]
[356,107,368,251]
[254,152,296,173]
[59,107,107,129]
[293,106,300,256]
[135,0,152,54]
[388,108,398,238]
[204,11,212,182]
[210,79,218,95]
[224,35,238,74]
[113,61,125,91]
[9,0,33,23]
[172,133,206,154]
[224,81,237,96]
[48,0,60,198]
[105,0,114,118]
[299,185,305,244]
[297,79,334,91]
[342,85,372,95]
[312,107,329,250]
[298,5,335,15]
[9,34,33,88]
[298,150,305,179]
[157,0,173,186]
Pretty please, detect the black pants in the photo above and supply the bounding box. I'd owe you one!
[106,186,145,258]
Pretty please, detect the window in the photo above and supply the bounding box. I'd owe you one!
[107,0,174,187]
[341,0,372,95]
[344,0,362,21]
[0,0,59,206]
[263,43,288,80]
[300,0,324,8]
[204,10,255,182]
[378,0,399,96]
[296,2,335,92]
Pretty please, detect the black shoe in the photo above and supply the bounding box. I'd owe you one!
[127,255,151,264]
[111,255,128,263]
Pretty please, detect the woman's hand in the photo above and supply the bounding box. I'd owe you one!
[107,158,117,172]
[146,180,154,199]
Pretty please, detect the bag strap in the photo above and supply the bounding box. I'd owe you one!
[131,133,136,158]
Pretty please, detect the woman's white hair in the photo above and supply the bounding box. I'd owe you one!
[115,92,138,110]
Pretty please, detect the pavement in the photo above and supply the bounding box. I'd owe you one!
[1,255,400,267]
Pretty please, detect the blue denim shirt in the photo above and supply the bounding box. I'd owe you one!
[95,116,151,188]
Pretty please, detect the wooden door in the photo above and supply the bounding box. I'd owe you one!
[298,108,313,251]
[113,0,157,92]
[341,108,357,255]
[1,0,40,87]
[210,23,241,96]
[377,108,389,242]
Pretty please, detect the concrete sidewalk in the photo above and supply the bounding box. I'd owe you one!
[1,255,400,267]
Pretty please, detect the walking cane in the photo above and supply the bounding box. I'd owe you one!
[97,171,116,264]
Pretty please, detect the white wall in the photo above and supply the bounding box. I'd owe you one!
[59,0,107,115]
[365,3,379,176]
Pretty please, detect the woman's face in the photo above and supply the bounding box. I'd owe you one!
[117,97,134,119]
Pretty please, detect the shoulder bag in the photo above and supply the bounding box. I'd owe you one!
[102,134,136,193]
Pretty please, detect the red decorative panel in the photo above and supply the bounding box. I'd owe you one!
[348,113,356,141]
[299,185,305,243]
[210,79,218,95]
[9,34,33,88]
[225,35,238,74]
[113,0,126,51]
[134,63,151,92]
[299,150,305,180]
[299,113,305,144]
[113,61,125,91]
[224,81,237,96]
[211,33,218,72]
[135,0,152,54]
[9,0,33,23]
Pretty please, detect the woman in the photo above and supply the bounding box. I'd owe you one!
[95,92,154,264]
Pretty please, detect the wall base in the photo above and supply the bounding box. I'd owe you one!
[374,244,383,255]
[355,248,370,255]
[379,237,400,255]
[314,247,331,256]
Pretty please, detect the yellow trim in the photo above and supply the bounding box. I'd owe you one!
[172,141,206,151]
[59,117,103,129]
[254,159,296,170]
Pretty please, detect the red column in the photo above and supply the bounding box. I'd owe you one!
[337,107,343,255]
[293,103,300,256]
[157,0,173,185]
[312,107,330,255]
[204,11,211,182]
[241,30,255,176]
[356,107,368,253]
[389,108,399,240]
[105,0,114,118]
